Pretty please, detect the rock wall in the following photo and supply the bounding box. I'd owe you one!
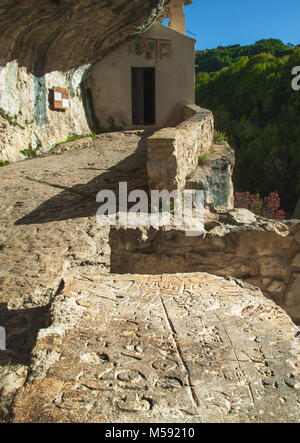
[147,105,214,191]
[110,209,300,322]
[186,142,235,209]
[0,63,92,161]
[0,0,171,162]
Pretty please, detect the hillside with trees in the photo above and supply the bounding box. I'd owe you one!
[195,39,300,216]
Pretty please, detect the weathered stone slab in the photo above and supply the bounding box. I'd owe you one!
[110,210,300,321]
[12,273,300,423]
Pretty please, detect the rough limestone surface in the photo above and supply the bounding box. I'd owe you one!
[0,0,170,161]
[11,274,300,423]
[0,64,92,161]
[147,106,214,191]
[0,130,151,421]
[110,210,300,322]
[186,142,235,209]
[0,131,150,310]
[0,130,299,422]
[0,0,170,73]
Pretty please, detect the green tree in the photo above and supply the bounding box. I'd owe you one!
[195,42,300,216]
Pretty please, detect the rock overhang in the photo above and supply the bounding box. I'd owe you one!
[0,0,173,74]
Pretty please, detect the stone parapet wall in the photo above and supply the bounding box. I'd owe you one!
[147,105,214,191]
[110,209,300,322]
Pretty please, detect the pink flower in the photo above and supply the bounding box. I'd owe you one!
[235,191,285,221]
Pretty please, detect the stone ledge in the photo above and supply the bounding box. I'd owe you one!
[110,209,300,322]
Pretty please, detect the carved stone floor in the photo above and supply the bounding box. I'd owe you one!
[12,273,300,423]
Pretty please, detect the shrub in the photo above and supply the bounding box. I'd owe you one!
[214,130,228,144]
[49,132,96,153]
[234,191,285,220]
[198,153,209,165]
[0,108,17,126]
[0,108,25,129]
[21,142,41,159]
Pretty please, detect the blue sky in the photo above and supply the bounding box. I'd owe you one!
[182,0,300,50]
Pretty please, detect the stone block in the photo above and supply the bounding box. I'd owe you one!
[285,273,300,319]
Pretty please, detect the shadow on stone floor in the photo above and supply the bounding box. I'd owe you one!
[0,279,65,366]
[0,302,51,366]
[15,131,151,226]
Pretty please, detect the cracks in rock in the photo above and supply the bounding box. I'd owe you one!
[159,294,199,409]
[214,313,255,408]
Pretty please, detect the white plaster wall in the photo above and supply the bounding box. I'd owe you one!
[88,23,195,129]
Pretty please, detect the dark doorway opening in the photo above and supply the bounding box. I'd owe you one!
[132,67,155,125]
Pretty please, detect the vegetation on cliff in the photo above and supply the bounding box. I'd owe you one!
[195,39,300,216]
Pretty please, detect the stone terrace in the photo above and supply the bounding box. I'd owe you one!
[11,273,300,423]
